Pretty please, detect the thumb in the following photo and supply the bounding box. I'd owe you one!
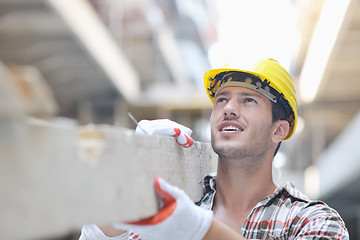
[156,177,185,200]
[124,178,178,226]
[176,132,194,148]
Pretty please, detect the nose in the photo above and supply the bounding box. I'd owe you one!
[223,98,238,117]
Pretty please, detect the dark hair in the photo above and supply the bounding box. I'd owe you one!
[271,100,289,156]
[271,100,289,123]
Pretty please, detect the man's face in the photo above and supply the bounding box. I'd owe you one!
[210,86,274,160]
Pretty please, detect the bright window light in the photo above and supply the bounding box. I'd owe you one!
[208,0,300,71]
[300,0,351,103]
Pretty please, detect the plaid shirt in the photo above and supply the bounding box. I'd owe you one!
[82,173,349,239]
[197,173,349,239]
[129,173,348,240]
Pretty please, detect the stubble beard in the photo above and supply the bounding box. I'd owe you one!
[211,127,272,172]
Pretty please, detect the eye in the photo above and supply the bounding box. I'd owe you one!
[245,98,257,103]
[216,97,228,103]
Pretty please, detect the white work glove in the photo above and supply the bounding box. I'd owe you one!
[79,224,132,240]
[135,119,193,148]
[113,177,213,240]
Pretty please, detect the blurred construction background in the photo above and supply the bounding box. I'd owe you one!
[0,0,359,239]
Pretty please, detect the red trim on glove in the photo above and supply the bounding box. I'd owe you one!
[178,134,194,148]
[125,178,177,226]
[172,128,181,138]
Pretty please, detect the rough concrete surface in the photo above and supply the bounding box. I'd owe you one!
[0,119,217,240]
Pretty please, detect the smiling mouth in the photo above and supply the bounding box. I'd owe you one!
[221,125,241,132]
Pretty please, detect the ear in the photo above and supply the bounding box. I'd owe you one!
[272,120,290,144]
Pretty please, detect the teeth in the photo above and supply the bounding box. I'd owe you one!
[222,125,239,131]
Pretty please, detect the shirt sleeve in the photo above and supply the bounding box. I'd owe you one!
[79,224,138,240]
[293,203,349,239]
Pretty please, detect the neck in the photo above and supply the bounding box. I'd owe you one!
[214,154,276,211]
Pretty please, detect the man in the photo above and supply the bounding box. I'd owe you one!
[80,58,348,239]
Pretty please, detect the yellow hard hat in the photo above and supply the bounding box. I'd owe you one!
[204,58,297,140]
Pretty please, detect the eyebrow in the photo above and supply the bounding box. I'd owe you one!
[216,91,230,97]
[216,90,263,98]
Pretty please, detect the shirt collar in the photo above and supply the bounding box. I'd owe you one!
[255,181,310,208]
[202,173,310,208]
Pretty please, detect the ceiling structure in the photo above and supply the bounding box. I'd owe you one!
[0,0,359,237]
[294,0,360,159]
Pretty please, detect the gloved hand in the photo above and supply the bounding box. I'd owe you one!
[135,119,193,148]
[79,224,132,240]
[112,177,213,240]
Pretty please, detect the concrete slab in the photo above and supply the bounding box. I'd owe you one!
[0,119,217,240]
